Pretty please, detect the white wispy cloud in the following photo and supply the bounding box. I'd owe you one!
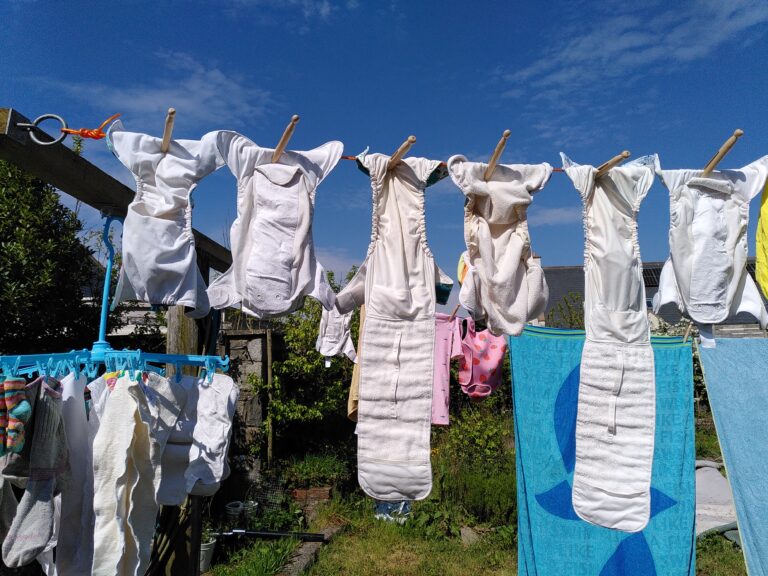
[315,246,362,278]
[497,0,768,146]
[41,52,274,129]
[218,0,358,30]
[527,206,582,227]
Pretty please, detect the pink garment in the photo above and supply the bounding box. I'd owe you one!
[432,313,463,425]
[458,317,507,398]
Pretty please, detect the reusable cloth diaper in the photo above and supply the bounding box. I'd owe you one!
[562,153,657,532]
[107,122,225,318]
[448,155,553,336]
[653,156,768,328]
[458,316,507,398]
[208,132,342,318]
[91,371,187,576]
[336,152,450,501]
[157,374,238,505]
[317,307,357,363]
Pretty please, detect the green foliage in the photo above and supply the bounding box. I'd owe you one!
[249,500,305,532]
[0,160,107,353]
[432,407,516,527]
[695,411,723,460]
[249,269,359,460]
[210,538,298,576]
[407,499,463,540]
[306,495,518,576]
[696,534,748,576]
[283,453,350,489]
[243,476,306,532]
[439,408,512,465]
[546,291,585,329]
[484,524,516,552]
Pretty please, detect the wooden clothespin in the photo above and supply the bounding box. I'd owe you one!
[448,303,461,322]
[484,129,511,181]
[160,108,176,154]
[596,150,630,179]
[702,129,744,176]
[683,320,694,344]
[272,115,300,163]
[388,135,416,170]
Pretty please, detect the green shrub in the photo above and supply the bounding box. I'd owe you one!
[251,500,305,532]
[432,408,516,527]
[211,538,298,576]
[406,499,463,540]
[283,453,350,489]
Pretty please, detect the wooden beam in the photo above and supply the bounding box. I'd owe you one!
[0,107,232,272]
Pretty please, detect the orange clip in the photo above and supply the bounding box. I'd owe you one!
[61,113,121,140]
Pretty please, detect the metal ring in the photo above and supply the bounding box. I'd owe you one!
[17,114,68,146]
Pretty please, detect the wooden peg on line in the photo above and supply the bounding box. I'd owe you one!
[683,320,694,344]
[272,114,300,163]
[484,129,511,181]
[596,150,630,178]
[388,135,416,170]
[702,129,744,176]
[160,108,176,154]
[448,303,461,322]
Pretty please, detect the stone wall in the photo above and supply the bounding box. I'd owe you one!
[218,329,269,480]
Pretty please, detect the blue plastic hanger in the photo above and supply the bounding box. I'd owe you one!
[0,213,230,382]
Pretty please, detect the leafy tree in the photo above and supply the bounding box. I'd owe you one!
[0,160,104,354]
[250,270,359,464]
[546,291,585,329]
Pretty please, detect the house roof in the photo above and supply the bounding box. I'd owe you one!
[544,258,764,326]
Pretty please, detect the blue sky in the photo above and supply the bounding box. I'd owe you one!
[3,1,768,303]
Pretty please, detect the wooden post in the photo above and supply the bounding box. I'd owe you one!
[166,306,199,378]
[266,328,274,467]
[189,496,202,576]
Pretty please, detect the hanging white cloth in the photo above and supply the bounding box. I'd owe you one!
[336,152,450,501]
[653,156,768,328]
[562,153,658,532]
[447,155,553,336]
[316,307,357,363]
[107,122,225,318]
[207,132,342,318]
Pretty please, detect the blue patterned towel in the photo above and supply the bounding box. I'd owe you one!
[699,338,768,576]
[510,326,695,576]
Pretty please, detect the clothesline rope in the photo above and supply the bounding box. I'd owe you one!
[340,156,566,172]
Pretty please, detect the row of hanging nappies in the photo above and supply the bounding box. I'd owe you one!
[0,370,237,575]
[107,123,768,533]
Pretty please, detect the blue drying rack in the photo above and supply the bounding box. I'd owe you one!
[0,215,229,381]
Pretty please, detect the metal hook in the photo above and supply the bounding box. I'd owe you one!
[16,114,68,146]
